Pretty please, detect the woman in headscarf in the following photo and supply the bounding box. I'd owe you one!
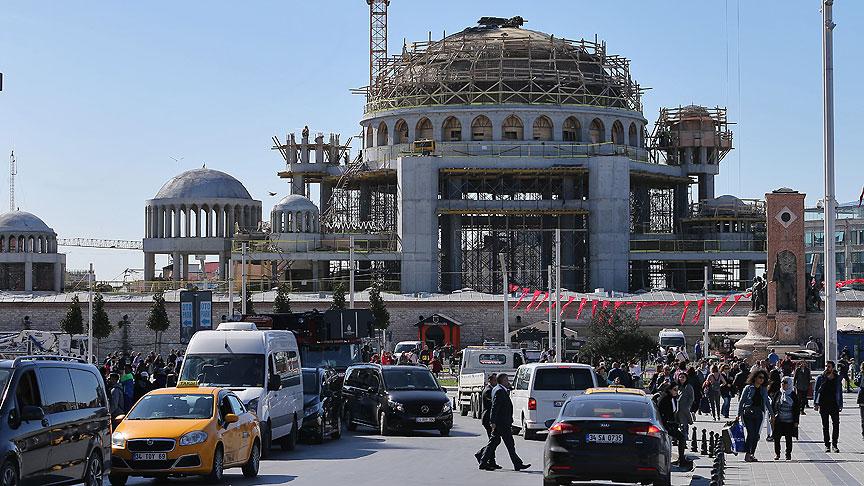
[770,376,800,460]
[738,369,771,462]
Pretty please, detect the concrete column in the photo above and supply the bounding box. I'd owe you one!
[173,207,181,238]
[195,207,201,237]
[315,134,324,163]
[24,259,32,291]
[698,175,715,202]
[145,207,150,238]
[172,252,181,283]
[205,207,212,237]
[320,182,333,217]
[53,262,63,291]
[226,206,235,236]
[184,208,191,238]
[158,206,165,238]
[397,156,439,293]
[220,252,230,280]
[182,255,190,281]
[144,253,156,281]
[587,156,631,292]
[216,207,224,238]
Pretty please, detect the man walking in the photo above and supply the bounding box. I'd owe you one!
[793,361,811,414]
[475,374,501,469]
[479,375,530,471]
[814,361,843,453]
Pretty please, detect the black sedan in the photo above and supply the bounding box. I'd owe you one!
[543,388,672,486]
[300,367,343,443]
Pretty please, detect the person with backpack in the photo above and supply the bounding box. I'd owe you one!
[737,369,771,462]
[705,364,725,421]
[794,361,812,414]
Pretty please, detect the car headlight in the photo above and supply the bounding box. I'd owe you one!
[246,398,260,415]
[442,401,452,413]
[179,431,208,446]
[388,400,404,412]
[111,432,126,449]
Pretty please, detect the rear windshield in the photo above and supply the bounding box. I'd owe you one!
[534,368,594,391]
[394,344,417,353]
[127,394,214,420]
[659,336,685,347]
[302,371,319,395]
[563,399,653,419]
[478,354,507,365]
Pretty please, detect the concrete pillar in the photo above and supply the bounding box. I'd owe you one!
[144,253,156,281]
[397,156,439,293]
[184,208,191,238]
[320,182,333,217]
[173,207,181,238]
[698,175,714,202]
[587,156,631,292]
[182,255,190,281]
[158,206,165,238]
[216,207,224,238]
[53,262,63,291]
[24,259,32,291]
[205,207,212,237]
[195,207,201,237]
[220,252,231,281]
[172,252,181,283]
[315,133,324,163]
[145,207,150,238]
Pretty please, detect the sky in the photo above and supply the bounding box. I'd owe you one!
[1,1,862,281]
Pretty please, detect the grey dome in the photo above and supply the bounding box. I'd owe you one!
[273,194,318,213]
[154,168,252,200]
[706,195,748,209]
[0,211,54,234]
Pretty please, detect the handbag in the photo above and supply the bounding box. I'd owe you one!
[723,419,745,454]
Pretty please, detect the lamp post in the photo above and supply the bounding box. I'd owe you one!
[822,0,838,361]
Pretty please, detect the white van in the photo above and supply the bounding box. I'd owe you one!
[393,340,422,362]
[511,363,598,439]
[178,322,303,455]
[658,328,687,354]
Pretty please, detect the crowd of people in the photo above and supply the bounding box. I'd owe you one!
[368,343,454,377]
[98,350,184,419]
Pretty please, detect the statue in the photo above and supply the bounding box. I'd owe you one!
[806,274,822,312]
[750,276,767,313]
[771,250,797,312]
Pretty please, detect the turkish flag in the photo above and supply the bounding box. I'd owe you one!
[725,294,744,314]
[713,295,729,315]
[512,288,530,310]
[576,298,588,319]
[680,301,691,325]
[560,296,576,316]
[525,290,542,310]
[591,300,599,318]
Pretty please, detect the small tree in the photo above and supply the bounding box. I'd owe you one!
[147,291,171,354]
[331,282,347,310]
[580,308,657,365]
[368,278,390,329]
[60,295,84,336]
[117,314,131,355]
[91,293,113,358]
[244,285,255,315]
[273,283,292,313]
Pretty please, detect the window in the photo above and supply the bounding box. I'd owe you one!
[70,369,105,409]
[611,121,624,145]
[302,370,320,395]
[344,369,363,388]
[218,396,233,422]
[442,117,462,141]
[852,230,864,245]
[589,119,604,144]
[394,119,409,144]
[127,394,213,420]
[14,370,41,409]
[365,126,373,148]
[416,118,433,140]
[38,367,77,414]
[502,115,524,140]
[563,117,580,142]
[272,350,301,388]
[563,399,652,419]
[382,369,438,391]
[533,368,594,391]
[180,354,265,388]
[515,368,529,390]
[471,115,492,141]
[513,353,524,368]
[532,116,553,141]
[376,122,388,146]
[478,354,507,365]
[628,122,638,147]
[228,395,246,415]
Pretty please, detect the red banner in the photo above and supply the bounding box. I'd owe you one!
[524,290,542,310]
[713,295,729,315]
[680,301,691,325]
[511,288,530,310]
[576,298,588,319]
[635,302,644,321]
[560,296,576,316]
[725,294,744,314]
[535,291,549,311]
[591,300,599,318]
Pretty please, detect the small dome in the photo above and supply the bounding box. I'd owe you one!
[705,195,748,209]
[154,168,252,200]
[0,211,55,234]
[273,194,319,213]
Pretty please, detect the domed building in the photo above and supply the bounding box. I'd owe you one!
[0,211,65,291]
[143,168,262,282]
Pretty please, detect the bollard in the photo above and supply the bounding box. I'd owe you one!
[709,431,716,457]
[691,426,698,452]
[701,429,708,456]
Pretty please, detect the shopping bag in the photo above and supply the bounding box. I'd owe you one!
[723,420,745,454]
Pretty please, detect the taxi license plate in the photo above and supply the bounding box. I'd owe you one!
[553,400,564,407]
[416,417,436,423]
[586,433,623,444]
[133,453,167,461]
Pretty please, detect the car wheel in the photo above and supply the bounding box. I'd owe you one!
[522,418,536,441]
[439,426,450,437]
[653,470,672,486]
[261,421,272,459]
[459,403,469,416]
[379,411,390,436]
[346,409,357,431]
[0,461,18,486]
[314,418,326,444]
[84,451,104,486]
[205,445,224,482]
[331,413,342,440]
[108,475,127,486]
[281,417,298,451]
[241,440,261,478]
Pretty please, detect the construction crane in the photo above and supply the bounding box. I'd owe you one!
[9,150,15,212]
[367,0,390,97]
[57,238,143,250]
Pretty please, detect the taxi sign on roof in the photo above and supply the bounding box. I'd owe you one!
[584,387,645,396]
[176,380,200,388]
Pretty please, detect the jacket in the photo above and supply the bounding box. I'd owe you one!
[857,375,864,406]
[793,367,811,391]
[738,384,770,417]
[676,383,694,425]
[109,383,125,417]
[770,390,800,425]
[814,374,843,410]
[657,392,678,430]
[488,384,514,428]
[481,384,495,422]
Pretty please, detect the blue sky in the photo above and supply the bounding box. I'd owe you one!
[1,1,862,281]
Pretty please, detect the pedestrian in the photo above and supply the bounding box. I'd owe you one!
[120,364,135,412]
[705,365,724,421]
[767,349,780,367]
[134,371,152,403]
[857,362,864,440]
[814,360,843,453]
[737,369,770,462]
[648,365,665,394]
[688,367,703,418]
[675,371,695,466]
[107,373,125,418]
[838,357,852,393]
[766,366,782,440]
[608,362,632,388]
[793,361,811,414]
[694,341,703,361]
[430,356,443,377]
[770,376,800,460]
[479,375,530,472]
[719,364,733,419]
[475,374,502,469]
[733,362,749,398]
[657,382,688,467]
[780,354,794,377]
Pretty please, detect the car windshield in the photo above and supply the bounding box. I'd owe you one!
[563,398,653,419]
[179,354,265,388]
[382,369,439,391]
[534,368,594,391]
[394,344,417,353]
[300,344,361,369]
[302,370,320,395]
[126,393,214,420]
[659,336,685,347]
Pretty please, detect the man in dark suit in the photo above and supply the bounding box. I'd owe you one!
[475,374,501,468]
[479,375,530,471]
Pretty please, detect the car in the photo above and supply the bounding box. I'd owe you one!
[392,341,422,362]
[342,364,453,436]
[511,363,599,440]
[543,387,672,486]
[300,367,342,443]
[109,383,261,485]
[0,355,112,486]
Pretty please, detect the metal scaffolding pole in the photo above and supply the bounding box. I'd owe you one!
[547,265,553,356]
[823,0,838,362]
[241,242,248,315]
[87,263,93,363]
[349,236,356,309]
[555,229,562,363]
[228,256,234,319]
[703,265,710,358]
[500,254,510,346]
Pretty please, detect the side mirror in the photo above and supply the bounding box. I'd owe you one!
[544,419,556,429]
[440,386,448,393]
[114,414,126,422]
[21,406,45,422]
[268,377,282,391]
[224,413,239,425]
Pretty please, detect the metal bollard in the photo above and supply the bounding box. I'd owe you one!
[709,431,716,457]
[701,429,708,456]
[691,426,698,452]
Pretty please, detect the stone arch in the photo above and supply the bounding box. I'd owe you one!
[365,125,374,148]
[442,116,462,142]
[394,119,409,144]
[532,115,553,141]
[589,118,605,144]
[377,121,388,147]
[502,115,524,140]
[611,120,625,145]
[416,118,433,140]
[563,117,581,142]
[471,115,493,141]
[628,122,639,147]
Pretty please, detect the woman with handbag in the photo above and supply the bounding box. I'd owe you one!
[770,376,800,460]
[719,364,733,419]
[737,369,771,462]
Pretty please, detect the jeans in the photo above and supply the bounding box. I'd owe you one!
[743,412,763,455]
[481,426,524,468]
[859,406,864,437]
[797,388,808,411]
[773,420,795,457]
[819,407,840,447]
[708,390,721,419]
[721,395,732,418]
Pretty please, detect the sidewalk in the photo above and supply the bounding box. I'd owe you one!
[683,394,864,486]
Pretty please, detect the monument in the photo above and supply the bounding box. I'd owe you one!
[735,188,822,361]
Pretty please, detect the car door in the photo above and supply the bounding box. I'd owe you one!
[228,395,253,461]
[218,394,242,465]
[364,370,384,425]
[36,367,82,483]
[69,369,110,479]
[7,368,51,486]
[341,368,362,423]
[510,367,528,424]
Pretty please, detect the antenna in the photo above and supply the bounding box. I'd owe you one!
[367,0,390,97]
[9,150,16,212]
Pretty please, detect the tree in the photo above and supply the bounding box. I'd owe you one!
[117,314,131,355]
[60,295,84,336]
[91,293,112,358]
[368,278,390,329]
[245,285,255,315]
[147,291,171,354]
[273,283,292,313]
[331,282,347,310]
[580,308,658,365]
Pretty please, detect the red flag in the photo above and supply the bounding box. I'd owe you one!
[725,294,744,314]
[680,301,691,325]
[662,301,679,315]
[602,301,609,310]
[635,302,645,321]
[591,300,599,318]
[525,290,542,310]
[560,296,576,316]
[512,288,530,310]
[713,295,729,315]
[691,299,705,323]
[534,292,549,311]
[614,301,624,312]
[576,298,588,319]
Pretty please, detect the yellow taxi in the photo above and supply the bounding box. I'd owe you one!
[109,382,261,485]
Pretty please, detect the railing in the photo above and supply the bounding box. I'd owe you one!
[687,199,766,219]
[363,141,651,164]
[232,237,399,254]
[630,238,767,253]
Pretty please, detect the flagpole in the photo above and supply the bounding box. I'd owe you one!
[822,0,838,362]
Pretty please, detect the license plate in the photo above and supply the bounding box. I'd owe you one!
[586,433,623,444]
[416,417,436,423]
[553,400,564,407]
[133,453,167,461]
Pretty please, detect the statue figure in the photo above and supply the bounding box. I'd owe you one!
[750,276,767,313]
[806,274,823,312]
[771,251,797,312]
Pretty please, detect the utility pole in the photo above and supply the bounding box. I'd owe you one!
[555,229,563,363]
[822,0,838,362]
[703,265,710,359]
[547,265,553,355]
[499,254,510,346]
[241,242,248,315]
[349,236,356,309]
[227,255,234,319]
[87,263,94,363]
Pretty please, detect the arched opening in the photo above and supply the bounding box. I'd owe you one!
[442,117,462,142]
[532,116,553,141]
[502,115,524,140]
[416,118,433,140]
[611,120,625,145]
[471,115,492,141]
[365,125,374,148]
[377,122,388,147]
[589,118,605,144]
[628,122,638,147]
[394,119,408,144]
[563,117,581,142]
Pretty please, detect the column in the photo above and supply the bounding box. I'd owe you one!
[172,252,181,283]
[184,208,191,238]
[587,156,631,292]
[182,254,190,281]
[24,259,33,291]
[397,156,439,293]
[205,207,212,237]
[144,252,156,281]
[216,207,224,238]
[53,261,63,291]
[158,206,165,238]
[173,207,181,238]
[195,208,201,237]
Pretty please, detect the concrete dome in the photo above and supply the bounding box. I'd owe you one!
[706,195,748,209]
[0,211,54,234]
[154,168,252,200]
[272,194,319,213]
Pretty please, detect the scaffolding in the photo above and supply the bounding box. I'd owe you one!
[649,105,734,165]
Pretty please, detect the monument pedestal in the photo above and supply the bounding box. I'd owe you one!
[734,312,773,362]
[734,311,806,362]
